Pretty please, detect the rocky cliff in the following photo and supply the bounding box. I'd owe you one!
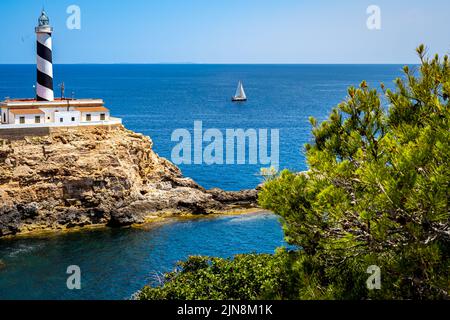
[0,125,258,237]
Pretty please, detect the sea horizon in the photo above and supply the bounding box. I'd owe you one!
[0,62,419,65]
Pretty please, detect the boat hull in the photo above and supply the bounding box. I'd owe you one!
[231,97,247,102]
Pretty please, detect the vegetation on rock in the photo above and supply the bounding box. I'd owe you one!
[138,249,298,300]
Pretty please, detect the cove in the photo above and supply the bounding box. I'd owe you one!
[0,211,288,300]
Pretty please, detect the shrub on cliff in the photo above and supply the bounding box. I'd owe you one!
[259,45,450,299]
[137,249,298,300]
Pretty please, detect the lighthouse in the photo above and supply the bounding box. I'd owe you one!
[35,10,54,101]
[0,10,121,129]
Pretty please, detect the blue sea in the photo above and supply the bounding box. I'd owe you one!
[0,64,405,190]
[0,64,406,299]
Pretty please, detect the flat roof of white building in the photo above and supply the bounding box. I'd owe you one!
[0,98,105,108]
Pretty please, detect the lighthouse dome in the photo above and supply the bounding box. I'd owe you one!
[38,10,50,26]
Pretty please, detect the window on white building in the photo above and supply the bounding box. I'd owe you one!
[86,114,91,121]
[60,118,63,123]
[35,116,41,123]
[19,117,25,124]
[100,113,105,120]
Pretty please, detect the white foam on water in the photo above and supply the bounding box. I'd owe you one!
[224,213,274,225]
[7,243,43,258]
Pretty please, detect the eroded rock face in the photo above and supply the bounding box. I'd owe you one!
[0,125,257,236]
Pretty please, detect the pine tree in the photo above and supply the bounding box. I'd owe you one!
[259,45,450,299]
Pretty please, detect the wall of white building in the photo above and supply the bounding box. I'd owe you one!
[40,107,74,123]
[11,113,44,125]
[54,111,81,125]
[80,111,110,122]
[1,108,7,124]
[1,108,111,125]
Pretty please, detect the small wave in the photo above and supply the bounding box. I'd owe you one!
[224,213,274,224]
[7,243,43,258]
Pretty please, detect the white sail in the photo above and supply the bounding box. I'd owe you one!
[234,81,241,98]
[234,81,246,99]
[239,82,246,99]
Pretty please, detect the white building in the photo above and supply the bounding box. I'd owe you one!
[0,98,121,128]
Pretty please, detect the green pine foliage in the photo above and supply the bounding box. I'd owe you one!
[138,47,449,300]
[259,45,449,299]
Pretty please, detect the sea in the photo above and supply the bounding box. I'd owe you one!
[0,64,406,299]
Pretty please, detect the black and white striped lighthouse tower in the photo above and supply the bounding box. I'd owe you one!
[35,10,54,101]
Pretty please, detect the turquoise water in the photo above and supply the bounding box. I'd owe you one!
[0,212,286,300]
[0,64,408,299]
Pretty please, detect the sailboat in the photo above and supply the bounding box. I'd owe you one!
[232,81,247,102]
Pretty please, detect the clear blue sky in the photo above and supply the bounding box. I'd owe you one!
[1,0,449,64]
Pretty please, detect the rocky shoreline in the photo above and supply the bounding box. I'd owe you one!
[0,125,258,237]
